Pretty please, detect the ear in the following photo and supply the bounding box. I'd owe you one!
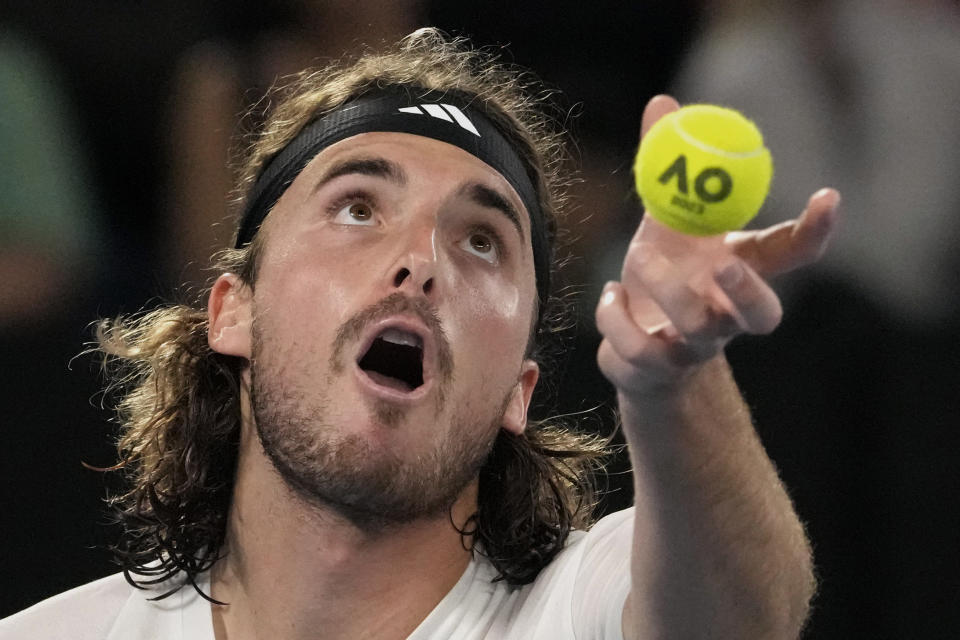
[208,273,252,358]
[501,359,540,436]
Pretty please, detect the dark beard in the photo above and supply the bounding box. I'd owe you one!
[249,295,506,533]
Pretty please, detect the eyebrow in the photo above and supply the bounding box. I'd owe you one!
[459,182,525,240]
[311,157,407,194]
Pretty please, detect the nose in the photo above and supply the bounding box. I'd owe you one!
[389,223,438,297]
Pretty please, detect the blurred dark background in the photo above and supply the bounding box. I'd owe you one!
[2,1,959,637]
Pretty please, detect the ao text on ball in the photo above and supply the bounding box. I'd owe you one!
[660,153,735,215]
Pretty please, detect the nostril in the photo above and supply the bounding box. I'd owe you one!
[394,268,410,288]
[422,278,433,295]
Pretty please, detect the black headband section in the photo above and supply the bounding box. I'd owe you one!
[235,86,551,313]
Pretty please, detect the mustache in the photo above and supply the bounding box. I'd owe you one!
[330,292,453,382]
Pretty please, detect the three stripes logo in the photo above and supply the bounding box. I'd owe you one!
[398,104,481,137]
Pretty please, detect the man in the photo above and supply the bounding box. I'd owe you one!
[0,29,839,639]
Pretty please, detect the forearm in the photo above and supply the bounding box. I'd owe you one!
[622,356,814,640]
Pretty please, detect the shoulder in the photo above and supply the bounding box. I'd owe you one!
[555,505,635,571]
[0,570,214,640]
[576,505,634,546]
[0,573,134,640]
[524,507,635,636]
[476,507,635,640]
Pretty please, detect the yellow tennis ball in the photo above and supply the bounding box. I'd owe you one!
[633,104,773,236]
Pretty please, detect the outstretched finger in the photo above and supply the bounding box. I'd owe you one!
[728,187,840,277]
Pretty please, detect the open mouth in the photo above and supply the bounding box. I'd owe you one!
[357,328,425,392]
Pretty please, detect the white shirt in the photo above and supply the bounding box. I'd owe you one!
[0,508,632,639]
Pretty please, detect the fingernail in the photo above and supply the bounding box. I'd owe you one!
[716,262,744,288]
[814,188,841,212]
[600,281,617,304]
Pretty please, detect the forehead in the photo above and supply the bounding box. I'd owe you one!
[272,132,531,231]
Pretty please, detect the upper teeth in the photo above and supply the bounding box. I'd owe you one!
[379,328,422,348]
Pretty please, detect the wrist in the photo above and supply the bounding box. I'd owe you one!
[617,354,730,410]
[615,355,751,457]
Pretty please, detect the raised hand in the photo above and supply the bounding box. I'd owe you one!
[595,95,839,396]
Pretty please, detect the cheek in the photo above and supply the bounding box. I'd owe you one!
[446,275,532,372]
[253,269,353,365]
[258,236,364,324]
[463,280,521,323]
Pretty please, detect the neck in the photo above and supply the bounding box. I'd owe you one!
[210,415,476,640]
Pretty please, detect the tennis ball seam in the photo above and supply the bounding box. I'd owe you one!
[671,118,766,159]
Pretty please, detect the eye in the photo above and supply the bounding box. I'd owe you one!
[461,229,500,264]
[332,201,376,226]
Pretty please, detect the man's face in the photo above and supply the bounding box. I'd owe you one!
[235,132,540,529]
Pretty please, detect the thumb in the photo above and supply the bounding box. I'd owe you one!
[640,94,681,139]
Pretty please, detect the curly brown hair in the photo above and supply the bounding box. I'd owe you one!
[95,28,613,602]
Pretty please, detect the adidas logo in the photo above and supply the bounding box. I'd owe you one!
[398,104,481,137]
